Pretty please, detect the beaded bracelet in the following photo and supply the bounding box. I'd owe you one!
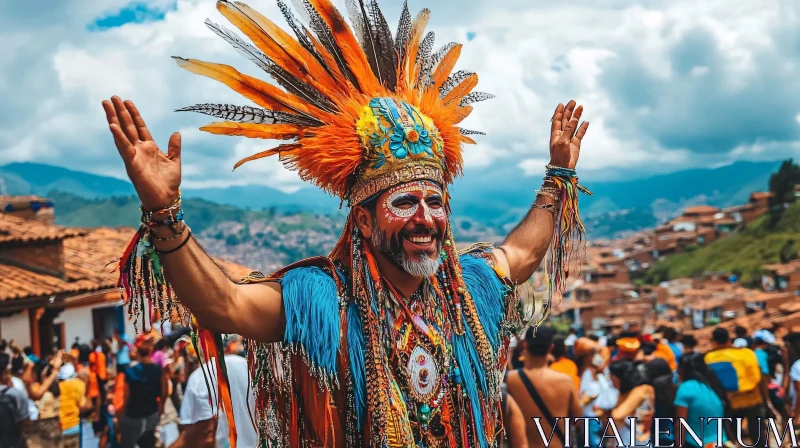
[151,223,188,242]
[531,202,557,216]
[157,229,192,255]
[140,192,182,225]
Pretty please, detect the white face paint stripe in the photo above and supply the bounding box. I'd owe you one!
[383,181,444,222]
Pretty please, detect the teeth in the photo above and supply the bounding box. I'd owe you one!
[408,235,433,243]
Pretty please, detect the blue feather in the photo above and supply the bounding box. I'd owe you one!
[346,302,367,428]
[280,267,340,378]
[459,253,509,353]
[453,330,489,448]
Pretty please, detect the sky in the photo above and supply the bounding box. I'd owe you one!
[1,0,799,193]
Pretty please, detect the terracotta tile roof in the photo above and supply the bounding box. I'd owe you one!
[750,192,773,200]
[1,225,254,304]
[0,214,84,243]
[0,227,133,301]
[683,205,720,214]
[714,218,737,226]
[763,260,800,276]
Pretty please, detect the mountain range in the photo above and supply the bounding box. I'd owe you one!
[0,160,782,239]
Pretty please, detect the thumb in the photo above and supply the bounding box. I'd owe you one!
[167,132,181,160]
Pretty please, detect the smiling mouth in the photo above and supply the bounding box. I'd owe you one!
[406,235,433,244]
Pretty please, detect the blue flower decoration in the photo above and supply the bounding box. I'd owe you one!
[388,124,434,159]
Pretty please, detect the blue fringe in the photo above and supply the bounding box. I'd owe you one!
[459,253,509,353]
[280,267,340,378]
[453,329,489,448]
[346,302,367,429]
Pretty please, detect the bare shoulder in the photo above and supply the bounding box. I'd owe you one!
[544,368,574,387]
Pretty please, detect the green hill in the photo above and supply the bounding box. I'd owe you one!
[644,201,800,286]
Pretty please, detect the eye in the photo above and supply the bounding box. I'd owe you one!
[426,196,443,208]
[392,197,418,209]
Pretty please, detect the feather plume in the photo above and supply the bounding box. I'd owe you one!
[442,73,478,106]
[422,42,456,88]
[204,20,337,112]
[296,0,357,87]
[400,8,430,89]
[394,1,412,61]
[364,0,397,90]
[430,43,461,89]
[176,103,317,126]
[277,0,326,67]
[172,57,324,123]
[439,69,474,99]
[344,0,366,44]
[306,0,381,94]
[460,92,495,107]
[218,2,344,98]
[415,31,435,88]
[451,105,473,124]
[458,127,486,136]
[199,122,306,140]
[233,143,300,170]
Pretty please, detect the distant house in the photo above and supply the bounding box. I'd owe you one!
[762,258,800,295]
[0,196,250,356]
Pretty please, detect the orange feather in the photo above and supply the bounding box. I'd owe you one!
[173,57,324,120]
[442,73,478,106]
[233,143,299,170]
[401,8,431,90]
[452,106,473,124]
[306,0,380,94]
[431,44,462,89]
[219,1,344,95]
[200,122,304,139]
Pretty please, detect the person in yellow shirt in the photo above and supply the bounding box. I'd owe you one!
[57,363,92,448]
[550,336,581,392]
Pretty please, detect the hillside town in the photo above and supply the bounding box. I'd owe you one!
[552,186,800,351]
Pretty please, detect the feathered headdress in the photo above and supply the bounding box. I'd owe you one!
[175,0,492,206]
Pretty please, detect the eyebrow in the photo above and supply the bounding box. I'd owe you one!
[391,193,419,204]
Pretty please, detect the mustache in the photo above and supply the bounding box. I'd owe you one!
[400,226,439,238]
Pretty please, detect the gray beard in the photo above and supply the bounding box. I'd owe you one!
[371,225,441,278]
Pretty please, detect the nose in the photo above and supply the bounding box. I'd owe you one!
[411,199,435,227]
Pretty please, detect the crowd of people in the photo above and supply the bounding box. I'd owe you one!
[0,310,255,448]
[5,319,800,447]
[498,324,800,447]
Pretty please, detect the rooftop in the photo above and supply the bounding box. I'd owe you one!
[0,214,85,243]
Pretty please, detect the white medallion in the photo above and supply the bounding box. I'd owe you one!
[407,346,439,401]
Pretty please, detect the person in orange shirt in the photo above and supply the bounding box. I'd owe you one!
[651,334,678,372]
[550,336,581,392]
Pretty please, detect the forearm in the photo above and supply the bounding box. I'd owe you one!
[151,220,286,342]
[499,181,557,283]
[151,221,239,333]
[30,371,58,400]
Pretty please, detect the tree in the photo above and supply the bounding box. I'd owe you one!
[768,159,800,226]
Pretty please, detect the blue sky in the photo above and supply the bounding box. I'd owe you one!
[0,0,798,193]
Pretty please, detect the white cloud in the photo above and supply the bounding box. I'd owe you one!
[0,0,798,193]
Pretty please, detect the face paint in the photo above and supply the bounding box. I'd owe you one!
[370,180,448,278]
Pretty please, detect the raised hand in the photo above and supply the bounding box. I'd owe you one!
[102,96,182,211]
[549,100,589,169]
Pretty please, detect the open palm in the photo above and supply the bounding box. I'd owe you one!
[549,100,589,169]
[102,96,182,211]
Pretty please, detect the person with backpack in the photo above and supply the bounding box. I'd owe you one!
[1,352,30,448]
[704,327,769,445]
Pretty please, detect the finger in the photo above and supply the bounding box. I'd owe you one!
[167,132,182,160]
[125,100,154,142]
[551,103,565,136]
[563,106,583,138]
[109,123,136,161]
[574,121,590,141]
[111,96,140,143]
[561,100,576,131]
[102,100,121,128]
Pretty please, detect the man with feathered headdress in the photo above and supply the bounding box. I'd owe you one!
[102,1,591,446]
